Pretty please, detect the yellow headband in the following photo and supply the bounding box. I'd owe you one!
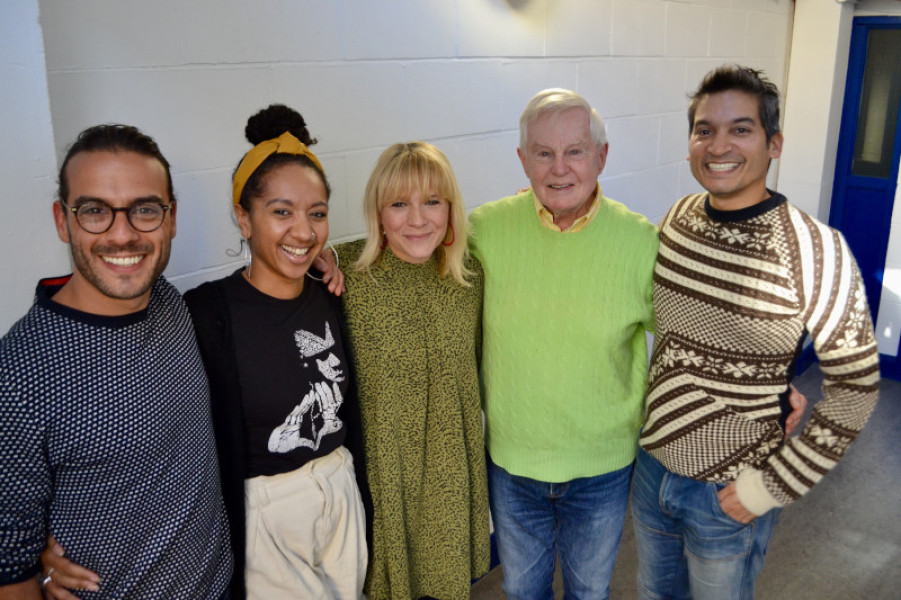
[232,131,325,206]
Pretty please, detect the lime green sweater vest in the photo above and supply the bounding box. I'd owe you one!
[469,191,658,482]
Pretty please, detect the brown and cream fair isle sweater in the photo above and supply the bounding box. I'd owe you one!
[640,191,880,516]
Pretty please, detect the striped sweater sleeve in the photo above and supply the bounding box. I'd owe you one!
[735,207,880,515]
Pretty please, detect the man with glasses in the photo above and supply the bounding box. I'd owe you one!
[0,125,232,599]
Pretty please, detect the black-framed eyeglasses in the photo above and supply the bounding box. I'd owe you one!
[61,199,172,234]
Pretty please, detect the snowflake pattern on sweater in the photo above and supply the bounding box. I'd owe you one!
[640,192,879,513]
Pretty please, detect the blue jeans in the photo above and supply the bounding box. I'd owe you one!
[631,449,781,600]
[487,455,632,600]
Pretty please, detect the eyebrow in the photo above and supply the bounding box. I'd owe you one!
[694,117,756,128]
[263,197,328,208]
[531,141,589,148]
[71,195,164,206]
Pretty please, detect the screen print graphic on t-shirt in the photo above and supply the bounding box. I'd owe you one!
[268,321,345,453]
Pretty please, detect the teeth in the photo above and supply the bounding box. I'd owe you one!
[281,245,309,257]
[103,255,142,266]
[550,184,570,189]
[707,162,739,172]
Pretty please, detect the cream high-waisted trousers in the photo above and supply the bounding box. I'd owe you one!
[244,446,367,600]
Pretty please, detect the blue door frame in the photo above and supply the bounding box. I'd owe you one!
[826,16,901,381]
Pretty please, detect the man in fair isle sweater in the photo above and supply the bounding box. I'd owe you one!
[469,89,659,599]
[633,65,880,600]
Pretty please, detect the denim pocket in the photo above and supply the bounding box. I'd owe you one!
[707,482,751,527]
[678,482,754,564]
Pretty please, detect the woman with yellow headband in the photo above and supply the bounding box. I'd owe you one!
[334,143,490,600]
[39,106,369,599]
[55,105,371,600]
[185,105,369,599]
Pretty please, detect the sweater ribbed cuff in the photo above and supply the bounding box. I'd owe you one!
[734,467,783,516]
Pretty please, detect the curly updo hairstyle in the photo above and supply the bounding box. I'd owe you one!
[234,104,331,210]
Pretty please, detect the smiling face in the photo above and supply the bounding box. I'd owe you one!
[689,90,783,210]
[379,187,449,264]
[52,150,176,315]
[518,107,607,231]
[236,163,328,299]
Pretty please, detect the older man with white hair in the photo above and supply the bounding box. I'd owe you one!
[468,89,659,600]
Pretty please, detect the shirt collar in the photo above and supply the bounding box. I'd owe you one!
[533,183,602,233]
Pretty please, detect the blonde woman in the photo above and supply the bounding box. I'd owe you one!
[335,143,489,600]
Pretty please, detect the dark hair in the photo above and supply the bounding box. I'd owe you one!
[58,124,175,204]
[235,104,331,210]
[688,65,781,142]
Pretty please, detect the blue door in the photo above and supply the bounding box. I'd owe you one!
[830,17,901,380]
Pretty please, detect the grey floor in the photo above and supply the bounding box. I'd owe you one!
[471,365,901,599]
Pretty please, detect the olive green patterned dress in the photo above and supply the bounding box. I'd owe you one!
[336,240,490,600]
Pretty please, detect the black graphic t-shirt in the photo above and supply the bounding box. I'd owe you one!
[224,271,348,478]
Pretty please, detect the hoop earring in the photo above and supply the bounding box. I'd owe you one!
[380,231,387,250]
[226,237,252,278]
[442,223,455,247]
[306,242,340,282]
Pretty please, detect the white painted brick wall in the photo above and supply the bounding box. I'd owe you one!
[580,60,639,119]
[457,0,548,57]
[498,60,581,117]
[0,0,69,333]
[345,2,456,59]
[612,0,666,56]
[604,116,661,178]
[636,59,689,114]
[546,0,614,57]
[3,0,799,329]
[709,9,749,58]
[666,4,713,58]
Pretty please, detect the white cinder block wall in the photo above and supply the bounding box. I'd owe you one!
[1,0,795,332]
[1,1,69,334]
